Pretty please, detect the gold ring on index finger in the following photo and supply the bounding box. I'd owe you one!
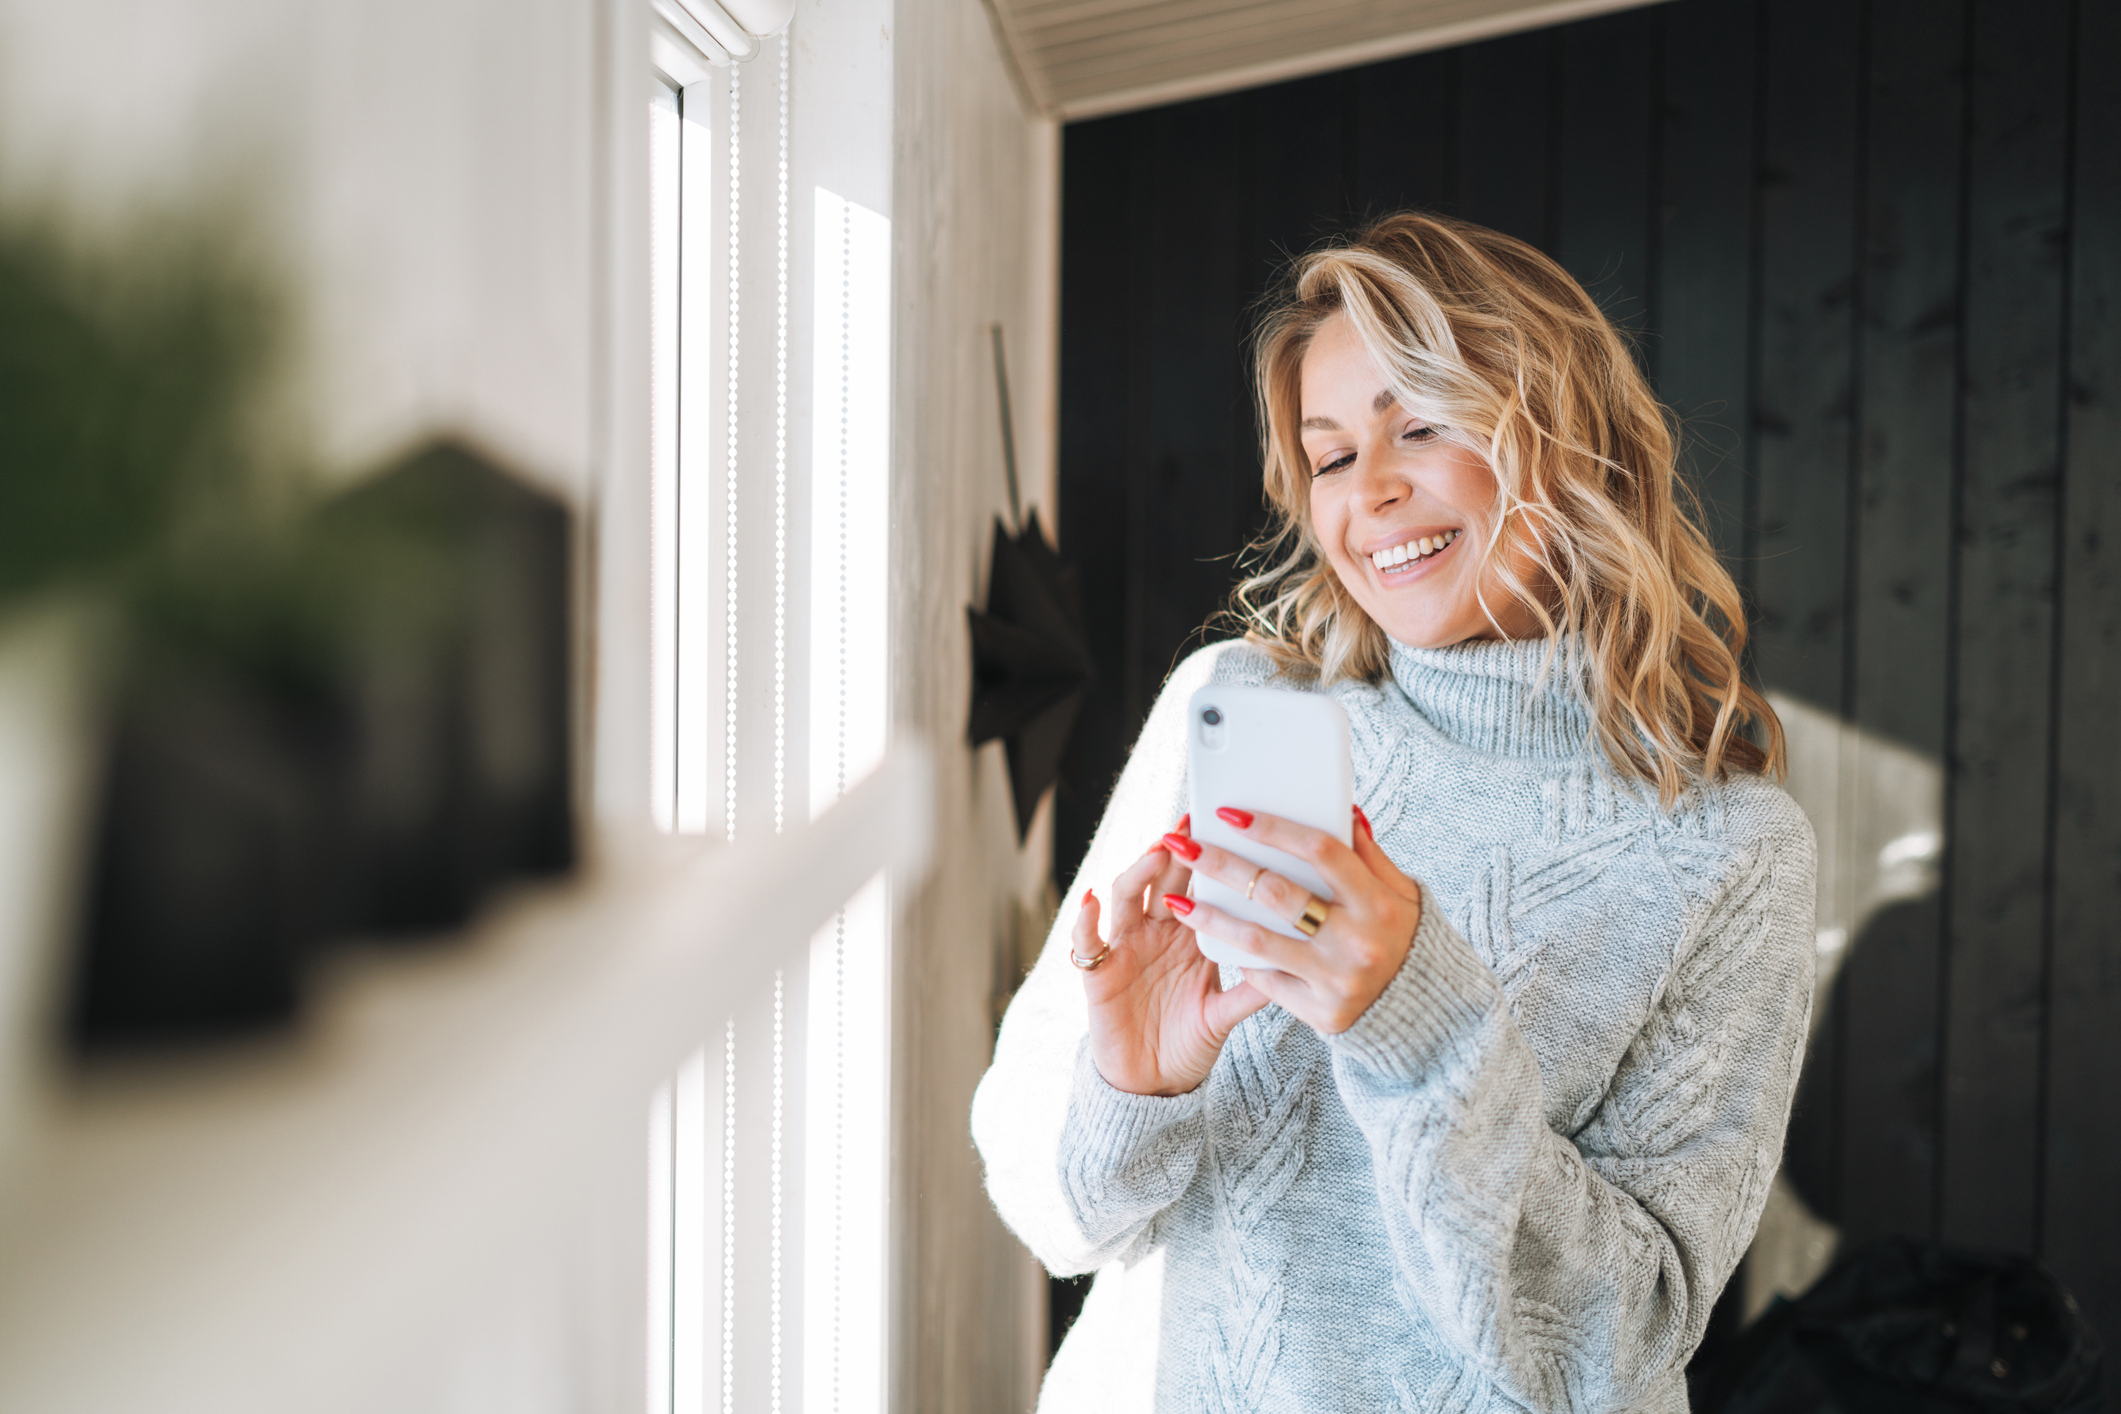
[1070,940,1114,970]
[1244,866,1267,901]
[1294,895,1329,937]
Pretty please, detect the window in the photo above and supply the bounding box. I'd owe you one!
[645,14,893,1413]
[647,75,690,837]
[801,186,891,1414]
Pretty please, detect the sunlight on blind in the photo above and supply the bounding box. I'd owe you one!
[648,69,893,1414]
[647,1080,675,1414]
[803,878,886,1414]
[803,186,890,1414]
[675,83,717,837]
[722,62,743,843]
[648,83,681,833]
[805,191,888,817]
[650,77,717,837]
[772,37,792,836]
[675,1044,711,1413]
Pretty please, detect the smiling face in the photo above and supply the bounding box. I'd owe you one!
[1298,312,1541,649]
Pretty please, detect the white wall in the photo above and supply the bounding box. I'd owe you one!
[889,1,1059,1409]
[0,0,1059,1407]
[0,0,609,496]
[0,0,651,820]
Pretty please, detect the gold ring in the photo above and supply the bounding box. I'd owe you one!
[1294,896,1328,937]
[1069,941,1114,971]
[1244,866,1267,901]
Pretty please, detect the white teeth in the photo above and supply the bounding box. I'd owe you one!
[1372,530,1460,572]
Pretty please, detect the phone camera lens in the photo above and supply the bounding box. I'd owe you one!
[1201,708,1222,726]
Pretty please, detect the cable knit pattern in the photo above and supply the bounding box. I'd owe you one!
[1193,1008,1314,1410]
[971,637,1816,1414]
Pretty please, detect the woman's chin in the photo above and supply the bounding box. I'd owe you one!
[1368,604,1514,651]
[1342,563,1525,649]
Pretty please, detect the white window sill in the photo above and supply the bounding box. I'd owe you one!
[0,742,930,1414]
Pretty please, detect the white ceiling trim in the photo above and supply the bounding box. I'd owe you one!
[1000,0,1670,121]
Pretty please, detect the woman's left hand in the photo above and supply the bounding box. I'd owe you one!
[1161,805,1423,1035]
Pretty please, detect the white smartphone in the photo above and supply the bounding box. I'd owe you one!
[1184,684,1353,969]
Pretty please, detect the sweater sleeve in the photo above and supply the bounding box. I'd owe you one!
[1327,822,1816,1412]
[971,643,1262,1275]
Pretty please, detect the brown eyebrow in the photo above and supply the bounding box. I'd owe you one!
[1299,389,1397,433]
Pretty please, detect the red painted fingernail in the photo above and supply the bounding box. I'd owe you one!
[1177,813,1191,832]
[1216,807,1254,830]
[1353,803,1373,835]
[1162,832,1202,861]
[1162,893,1194,916]
[1083,888,1096,906]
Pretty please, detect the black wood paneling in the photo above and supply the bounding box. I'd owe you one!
[2048,0,2121,1355]
[1456,31,1554,248]
[1351,51,1453,220]
[1556,9,1656,345]
[1055,0,2118,1372]
[1751,0,1860,715]
[1654,0,1758,567]
[1750,4,1864,1225]
[1054,118,1141,883]
[1144,93,1253,716]
[1834,0,1967,1254]
[1940,0,2073,1257]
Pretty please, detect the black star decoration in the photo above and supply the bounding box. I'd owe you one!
[967,325,1093,841]
[968,509,1093,840]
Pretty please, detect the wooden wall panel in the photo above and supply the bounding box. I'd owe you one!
[1749,0,1860,715]
[1053,0,2119,1372]
[1247,73,1357,318]
[1351,51,1454,222]
[1749,0,1862,1230]
[1455,31,1553,248]
[1939,0,2073,1257]
[1832,0,1967,1255]
[1652,0,1757,569]
[2043,0,2121,1353]
[1143,94,1254,726]
[1850,0,1965,765]
[1555,10,1656,345]
[1054,118,1140,888]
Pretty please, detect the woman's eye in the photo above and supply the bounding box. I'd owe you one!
[1403,424,1438,444]
[1315,452,1356,476]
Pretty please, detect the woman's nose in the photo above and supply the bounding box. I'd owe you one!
[1351,434,1408,509]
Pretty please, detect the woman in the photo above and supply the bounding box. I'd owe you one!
[972,213,1814,1414]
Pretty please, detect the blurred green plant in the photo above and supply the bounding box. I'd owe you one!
[0,202,579,1043]
[0,207,282,605]
[0,198,576,1044]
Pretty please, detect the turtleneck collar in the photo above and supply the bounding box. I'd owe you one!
[1386,635,1597,760]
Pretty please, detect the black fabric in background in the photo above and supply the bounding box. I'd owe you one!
[1053,0,2120,1387]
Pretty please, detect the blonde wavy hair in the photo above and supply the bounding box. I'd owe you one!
[1236,211,1783,802]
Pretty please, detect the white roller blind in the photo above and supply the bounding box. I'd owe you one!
[650,0,793,68]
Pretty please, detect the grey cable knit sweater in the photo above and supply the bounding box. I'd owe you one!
[972,636,1816,1414]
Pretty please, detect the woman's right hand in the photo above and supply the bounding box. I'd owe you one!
[1076,818,1271,1097]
